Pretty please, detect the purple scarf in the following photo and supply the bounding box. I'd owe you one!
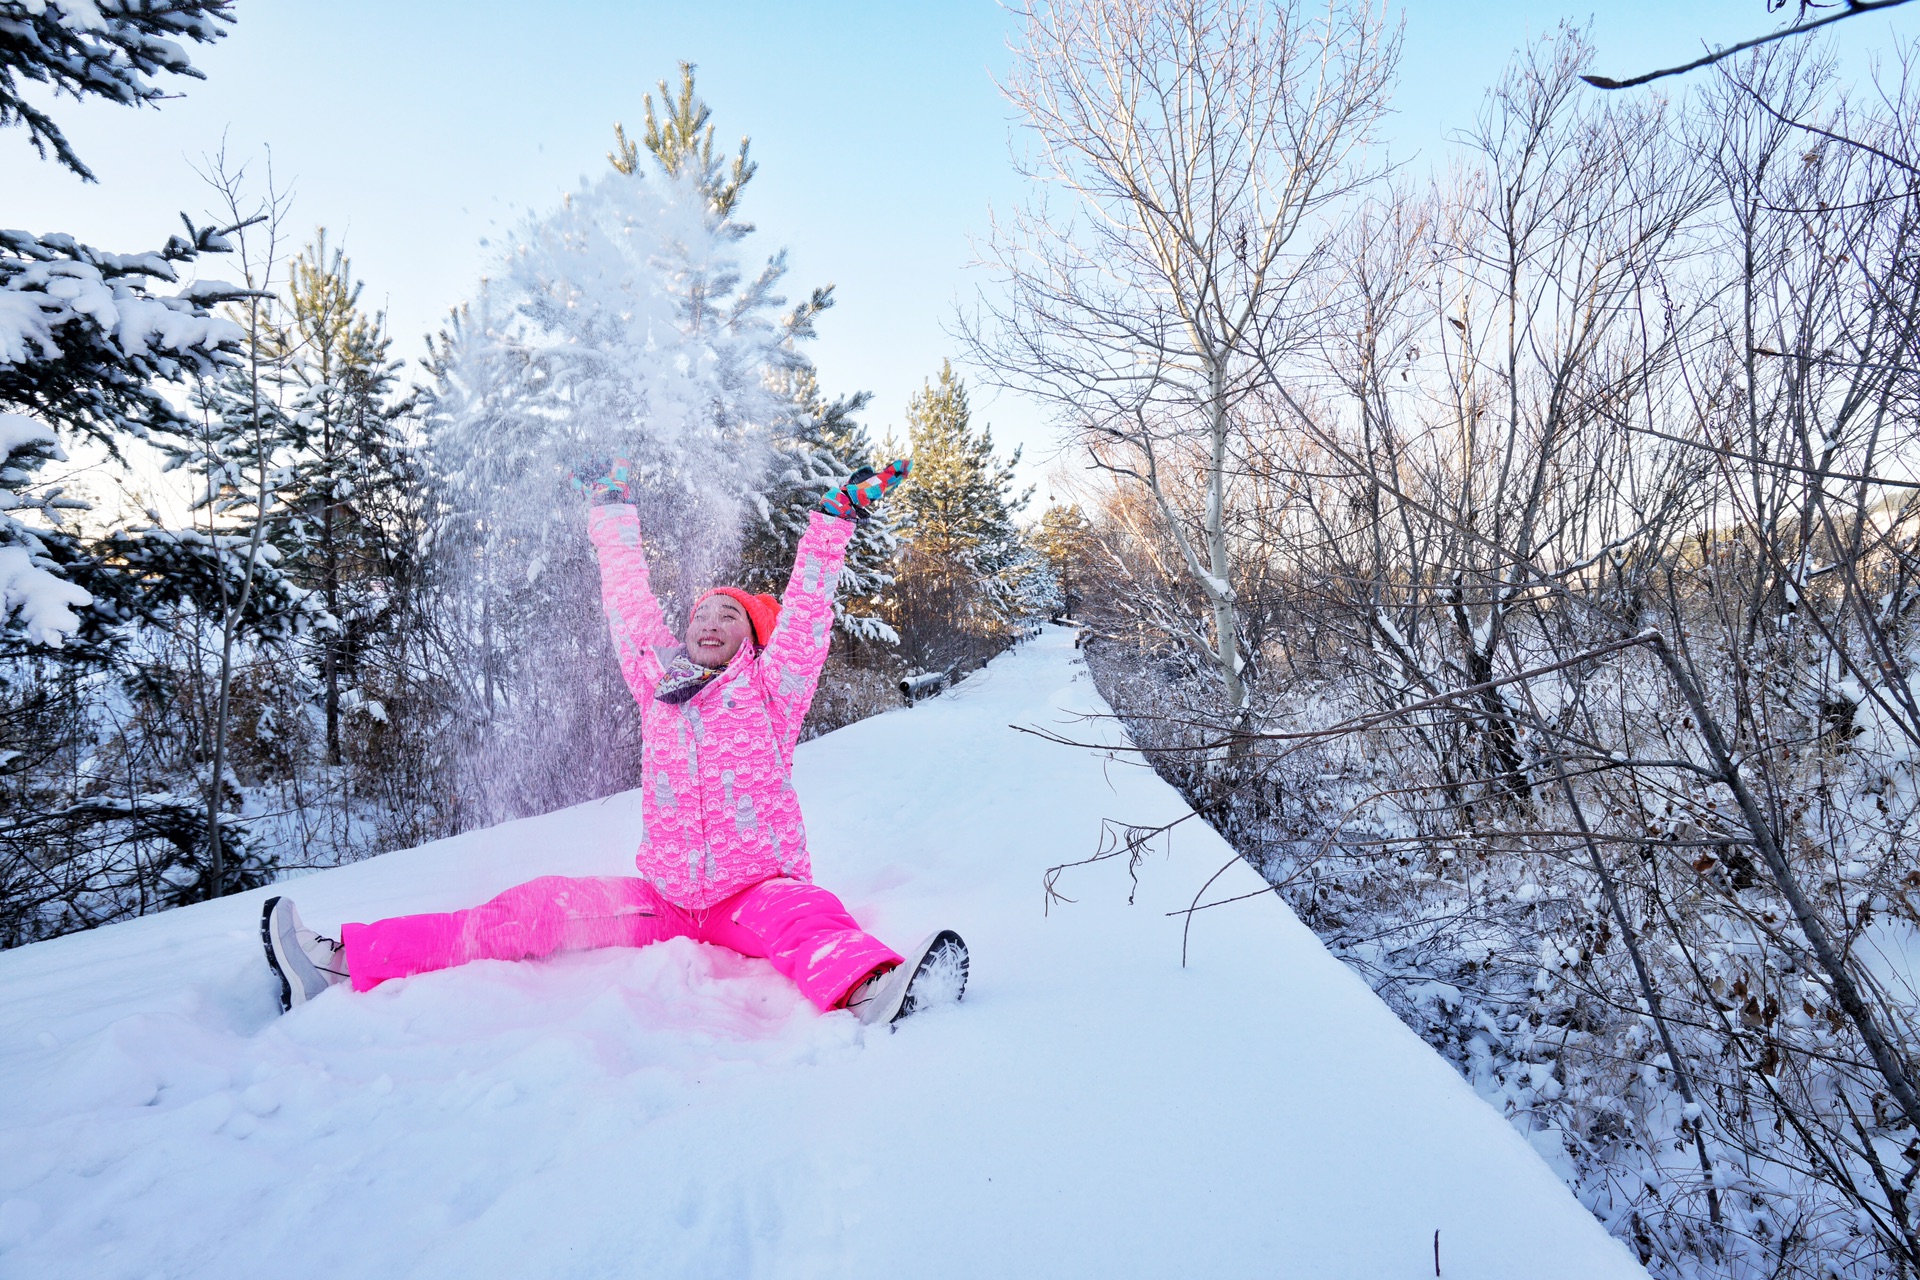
[655,652,722,704]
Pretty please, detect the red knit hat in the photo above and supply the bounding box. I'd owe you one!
[691,587,782,647]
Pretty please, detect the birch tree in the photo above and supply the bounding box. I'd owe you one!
[964,0,1399,732]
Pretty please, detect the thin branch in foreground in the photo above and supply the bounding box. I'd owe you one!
[1582,0,1917,90]
[1626,421,1920,488]
[1177,854,1254,969]
[1042,813,1195,915]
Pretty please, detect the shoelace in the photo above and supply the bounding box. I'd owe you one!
[312,932,349,980]
[843,964,893,1010]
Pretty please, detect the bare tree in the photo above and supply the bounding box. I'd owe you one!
[187,148,294,899]
[1056,26,1920,1275]
[963,0,1400,738]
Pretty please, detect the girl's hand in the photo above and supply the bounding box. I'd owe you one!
[572,457,634,505]
[820,458,910,521]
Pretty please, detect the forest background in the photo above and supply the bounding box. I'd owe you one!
[10,2,1920,1279]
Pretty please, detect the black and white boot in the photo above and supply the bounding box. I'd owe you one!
[261,896,349,1012]
[847,930,969,1027]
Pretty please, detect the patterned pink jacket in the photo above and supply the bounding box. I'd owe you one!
[588,505,857,909]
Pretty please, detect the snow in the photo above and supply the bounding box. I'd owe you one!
[428,166,810,607]
[0,544,91,646]
[0,627,1645,1278]
[0,252,243,372]
[0,412,57,462]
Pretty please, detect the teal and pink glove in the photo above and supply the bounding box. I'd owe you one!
[572,457,633,505]
[820,459,910,521]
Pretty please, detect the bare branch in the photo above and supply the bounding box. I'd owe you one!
[1582,0,1917,91]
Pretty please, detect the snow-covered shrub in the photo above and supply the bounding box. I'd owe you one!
[1061,34,1920,1277]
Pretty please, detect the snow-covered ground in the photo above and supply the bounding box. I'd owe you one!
[0,626,1645,1279]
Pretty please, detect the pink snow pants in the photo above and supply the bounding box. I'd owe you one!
[338,876,903,1012]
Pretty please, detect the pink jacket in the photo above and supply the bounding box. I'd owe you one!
[589,505,857,909]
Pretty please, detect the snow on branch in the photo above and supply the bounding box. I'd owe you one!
[0,0,236,180]
[0,223,248,450]
[0,543,88,645]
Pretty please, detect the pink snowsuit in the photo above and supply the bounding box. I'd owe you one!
[339,508,902,1010]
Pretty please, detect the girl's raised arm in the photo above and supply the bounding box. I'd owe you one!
[759,511,857,749]
[759,461,908,748]
[588,504,676,703]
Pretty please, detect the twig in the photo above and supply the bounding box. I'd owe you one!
[1625,418,1920,486]
[1735,78,1920,175]
[1042,814,1194,915]
[1178,855,1247,968]
[1582,0,1917,90]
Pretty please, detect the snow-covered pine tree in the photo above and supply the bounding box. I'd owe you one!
[264,231,416,765]
[0,226,261,656]
[423,67,866,823]
[886,361,1039,668]
[0,1,234,180]
[738,371,898,644]
[2,0,252,657]
[614,63,897,644]
[1007,540,1063,623]
[0,1,299,939]
[417,289,537,731]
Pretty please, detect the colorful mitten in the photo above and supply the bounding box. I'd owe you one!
[820,458,910,521]
[571,457,633,505]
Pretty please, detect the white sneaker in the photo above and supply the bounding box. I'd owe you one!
[261,896,348,1012]
[846,930,969,1026]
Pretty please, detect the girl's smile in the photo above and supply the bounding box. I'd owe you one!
[688,596,752,668]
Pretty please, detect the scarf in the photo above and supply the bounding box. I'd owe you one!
[655,652,722,704]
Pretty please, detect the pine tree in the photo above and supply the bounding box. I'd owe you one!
[1,1,234,180]
[735,369,898,644]
[615,63,895,645]
[1,0,249,657]
[886,362,1036,667]
[265,231,415,765]
[1032,503,1099,618]
[1,6,299,934]
[610,60,756,223]
[0,227,258,656]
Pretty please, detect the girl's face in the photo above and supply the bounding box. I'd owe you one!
[688,596,752,669]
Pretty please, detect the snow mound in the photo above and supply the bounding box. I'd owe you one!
[0,627,1645,1278]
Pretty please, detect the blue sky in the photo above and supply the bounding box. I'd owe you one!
[7,1,1907,496]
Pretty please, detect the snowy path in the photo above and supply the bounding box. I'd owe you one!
[0,627,1644,1279]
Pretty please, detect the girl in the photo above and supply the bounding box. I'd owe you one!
[261,460,967,1026]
